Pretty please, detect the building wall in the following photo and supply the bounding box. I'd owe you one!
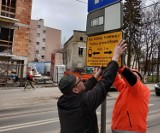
[29,19,61,62]
[29,20,38,61]
[45,27,61,62]
[0,0,32,80]
[64,30,87,71]
[13,0,32,57]
[55,53,63,65]
[36,19,46,61]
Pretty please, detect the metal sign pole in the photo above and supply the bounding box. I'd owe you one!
[101,98,106,133]
[86,1,123,133]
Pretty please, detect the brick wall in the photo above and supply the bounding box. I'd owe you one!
[13,0,32,57]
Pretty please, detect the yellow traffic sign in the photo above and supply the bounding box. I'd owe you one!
[86,31,123,67]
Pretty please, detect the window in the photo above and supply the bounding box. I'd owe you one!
[79,47,83,56]
[41,55,45,59]
[0,27,14,53]
[99,16,103,25]
[42,47,45,50]
[43,38,46,42]
[37,33,40,37]
[80,37,83,41]
[91,16,104,27]
[37,25,41,28]
[43,30,46,33]
[36,50,39,53]
[1,0,16,18]
[36,42,40,45]
[91,18,98,26]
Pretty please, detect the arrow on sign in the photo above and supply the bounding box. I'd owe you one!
[93,52,100,55]
[104,51,112,54]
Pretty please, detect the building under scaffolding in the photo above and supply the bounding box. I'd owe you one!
[0,0,32,85]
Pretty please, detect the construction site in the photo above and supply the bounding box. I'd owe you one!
[0,0,32,86]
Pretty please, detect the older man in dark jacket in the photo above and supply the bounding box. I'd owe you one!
[57,40,127,133]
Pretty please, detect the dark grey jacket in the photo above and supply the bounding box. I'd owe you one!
[57,61,118,133]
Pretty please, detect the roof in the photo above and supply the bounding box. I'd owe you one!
[63,30,86,46]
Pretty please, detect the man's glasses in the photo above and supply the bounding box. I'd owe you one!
[73,78,82,88]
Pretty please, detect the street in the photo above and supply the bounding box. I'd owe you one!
[0,1,159,133]
[0,90,159,133]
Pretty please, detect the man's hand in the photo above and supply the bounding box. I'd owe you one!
[112,39,127,62]
[94,67,102,79]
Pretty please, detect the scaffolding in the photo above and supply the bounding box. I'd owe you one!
[0,58,26,86]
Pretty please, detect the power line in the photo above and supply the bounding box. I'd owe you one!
[141,2,160,9]
[76,0,87,4]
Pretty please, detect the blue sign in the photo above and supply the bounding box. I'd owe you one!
[88,0,120,12]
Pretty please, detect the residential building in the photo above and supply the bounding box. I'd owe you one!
[63,30,87,71]
[29,19,61,62]
[0,0,32,84]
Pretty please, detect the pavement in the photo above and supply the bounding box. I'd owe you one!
[0,83,155,110]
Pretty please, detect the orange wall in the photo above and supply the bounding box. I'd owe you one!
[45,27,61,62]
[13,0,32,57]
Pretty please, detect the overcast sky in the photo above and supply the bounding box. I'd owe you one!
[31,0,88,44]
[31,0,155,45]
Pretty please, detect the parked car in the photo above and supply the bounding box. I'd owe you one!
[151,72,157,76]
[155,83,160,96]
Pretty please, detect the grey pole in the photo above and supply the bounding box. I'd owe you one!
[101,98,106,133]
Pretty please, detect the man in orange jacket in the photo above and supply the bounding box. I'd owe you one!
[111,67,150,133]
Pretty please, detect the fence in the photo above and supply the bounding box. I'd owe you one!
[28,62,51,75]
[0,62,25,86]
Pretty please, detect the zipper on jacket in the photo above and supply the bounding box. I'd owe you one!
[127,111,132,127]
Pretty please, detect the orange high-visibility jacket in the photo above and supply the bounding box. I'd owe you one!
[112,67,150,133]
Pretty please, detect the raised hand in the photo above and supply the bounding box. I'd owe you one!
[112,39,127,62]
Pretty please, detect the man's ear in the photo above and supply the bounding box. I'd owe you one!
[72,88,79,94]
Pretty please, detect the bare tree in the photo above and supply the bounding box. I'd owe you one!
[154,2,160,82]
[140,2,160,76]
